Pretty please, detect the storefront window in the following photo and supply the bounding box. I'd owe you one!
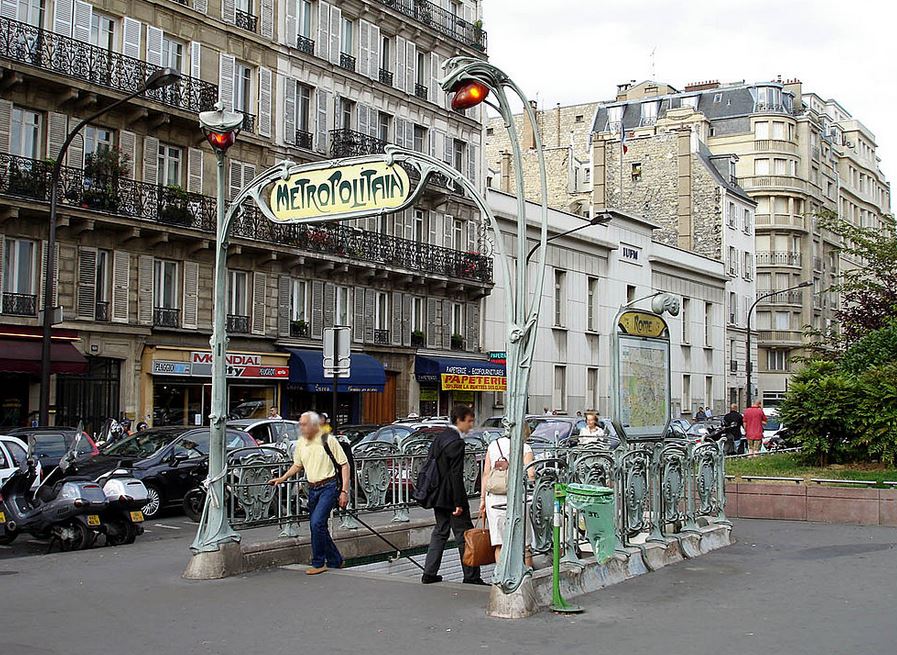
[228,385,276,420]
[153,383,205,426]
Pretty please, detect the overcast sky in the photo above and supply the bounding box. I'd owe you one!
[482,0,897,181]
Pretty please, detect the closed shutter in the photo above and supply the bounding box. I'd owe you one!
[310,280,324,338]
[0,99,11,151]
[402,293,412,346]
[358,20,370,78]
[394,117,406,148]
[146,26,163,66]
[329,5,341,66]
[190,42,202,80]
[119,131,136,173]
[76,247,97,319]
[277,275,291,337]
[315,89,329,154]
[466,301,480,350]
[221,0,235,24]
[187,148,204,194]
[0,237,4,296]
[0,0,14,18]
[322,283,334,328]
[72,1,91,43]
[193,0,208,14]
[68,116,84,169]
[390,291,402,345]
[369,24,380,79]
[258,67,272,137]
[443,132,453,164]
[468,143,478,189]
[316,1,331,61]
[363,288,375,342]
[282,76,296,145]
[394,37,406,92]
[352,286,365,342]
[426,298,438,347]
[466,219,476,251]
[182,261,199,329]
[443,213,453,249]
[357,104,370,137]
[142,136,159,185]
[53,0,73,36]
[260,0,274,38]
[47,113,67,163]
[228,160,242,200]
[404,120,414,151]
[392,211,404,238]
[137,255,154,326]
[122,18,142,59]
[251,271,266,335]
[430,53,441,106]
[428,129,436,158]
[111,251,130,323]
[219,53,235,111]
[428,210,439,245]
[284,0,297,46]
[405,41,416,95]
[442,299,452,349]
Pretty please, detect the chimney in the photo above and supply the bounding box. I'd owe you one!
[783,77,803,112]
[676,130,693,250]
[522,100,537,149]
[683,80,720,92]
[500,151,512,193]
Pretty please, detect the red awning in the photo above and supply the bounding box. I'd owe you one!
[0,339,88,375]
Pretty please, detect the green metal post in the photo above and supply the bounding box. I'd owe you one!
[550,483,582,614]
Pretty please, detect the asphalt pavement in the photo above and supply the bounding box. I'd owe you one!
[3,519,897,655]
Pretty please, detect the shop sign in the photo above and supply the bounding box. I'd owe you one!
[487,351,507,366]
[149,352,290,379]
[268,161,411,223]
[152,360,192,376]
[440,374,507,392]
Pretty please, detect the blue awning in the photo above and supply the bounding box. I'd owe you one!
[415,355,506,384]
[286,348,386,392]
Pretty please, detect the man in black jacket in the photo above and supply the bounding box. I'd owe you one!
[421,404,486,585]
[723,404,744,455]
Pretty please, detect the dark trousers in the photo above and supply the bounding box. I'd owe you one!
[423,505,481,582]
[307,479,343,568]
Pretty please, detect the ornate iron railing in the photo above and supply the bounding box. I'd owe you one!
[374,0,487,51]
[379,68,393,86]
[295,129,313,150]
[329,128,387,158]
[296,34,314,54]
[414,83,428,100]
[756,289,804,304]
[373,329,390,344]
[227,313,250,334]
[410,332,426,348]
[235,9,258,32]
[153,307,180,328]
[0,16,218,114]
[756,251,802,266]
[0,153,493,284]
[95,300,110,322]
[238,111,256,134]
[339,52,356,72]
[2,292,36,316]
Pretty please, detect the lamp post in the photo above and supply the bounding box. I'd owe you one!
[38,67,181,425]
[745,280,813,407]
[525,213,612,264]
[190,103,244,557]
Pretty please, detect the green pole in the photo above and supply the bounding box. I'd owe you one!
[550,483,582,614]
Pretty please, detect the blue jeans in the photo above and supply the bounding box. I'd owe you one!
[307,479,342,568]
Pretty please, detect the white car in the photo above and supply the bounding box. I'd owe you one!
[0,435,42,489]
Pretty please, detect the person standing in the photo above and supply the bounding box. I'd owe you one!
[742,401,767,456]
[722,404,744,455]
[268,411,349,574]
[578,412,607,444]
[695,407,707,422]
[421,405,486,585]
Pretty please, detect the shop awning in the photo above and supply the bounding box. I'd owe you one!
[285,348,386,392]
[415,355,507,391]
[0,339,88,375]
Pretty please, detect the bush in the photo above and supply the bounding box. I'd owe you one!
[840,319,897,375]
[852,362,897,467]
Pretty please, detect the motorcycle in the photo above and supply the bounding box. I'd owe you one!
[93,469,149,546]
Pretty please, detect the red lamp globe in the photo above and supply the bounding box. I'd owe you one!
[451,80,490,111]
[206,130,237,153]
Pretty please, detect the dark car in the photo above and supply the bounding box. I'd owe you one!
[334,424,383,446]
[6,426,98,474]
[522,416,587,456]
[79,427,257,519]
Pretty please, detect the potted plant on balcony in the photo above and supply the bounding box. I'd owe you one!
[290,319,309,337]
[411,330,426,347]
[6,158,50,198]
[82,147,130,212]
[451,333,464,350]
[159,184,191,225]
[473,19,485,49]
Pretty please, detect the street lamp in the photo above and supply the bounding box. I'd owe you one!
[190,103,245,556]
[745,280,813,407]
[524,213,612,264]
[38,67,181,425]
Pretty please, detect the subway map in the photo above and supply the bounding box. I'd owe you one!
[617,337,670,436]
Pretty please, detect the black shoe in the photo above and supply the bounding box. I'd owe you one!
[463,578,489,586]
[421,574,443,584]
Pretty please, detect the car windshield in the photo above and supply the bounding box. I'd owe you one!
[30,434,70,459]
[766,417,782,431]
[5,440,27,465]
[529,421,574,442]
[103,432,179,458]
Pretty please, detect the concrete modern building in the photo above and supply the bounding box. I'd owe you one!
[0,0,497,431]
[484,189,728,419]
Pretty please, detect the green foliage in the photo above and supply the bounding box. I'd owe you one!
[852,363,897,467]
[840,319,897,375]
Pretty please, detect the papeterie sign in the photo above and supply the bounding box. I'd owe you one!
[269,161,411,223]
[441,374,507,392]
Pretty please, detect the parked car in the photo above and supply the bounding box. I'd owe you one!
[762,410,789,450]
[6,427,98,475]
[525,416,586,456]
[354,422,439,452]
[467,427,504,447]
[333,424,383,446]
[669,418,691,433]
[227,419,300,447]
[0,435,41,489]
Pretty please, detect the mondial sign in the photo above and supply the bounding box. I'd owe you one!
[268,161,411,223]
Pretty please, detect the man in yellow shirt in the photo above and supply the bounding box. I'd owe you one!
[269,411,349,574]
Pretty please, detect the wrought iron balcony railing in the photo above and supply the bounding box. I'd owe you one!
[339,52,356,72]
[373,329,390,345]
[235,9,258,32]
[290,320,309,338]
[329,129,387,158]
[295,130,313,150]
[379,68,393,86]
[0,152,493,284]
[0,16,218,114]
[414,83,428,100]
[450,335,465,351]
[238,111,256,133]
[171,0,189,5]
[296,34,315,54]
[755,251,802,267]
[374,0,487,51]
[410,332,426,348]
[2,292,36,316]
[227,314,250,333]
[153,307,180,328]
[95,300,110,321]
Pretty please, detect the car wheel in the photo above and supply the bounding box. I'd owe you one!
[182,488,205,523]
[0,529,18,545]
[142,484,163,520]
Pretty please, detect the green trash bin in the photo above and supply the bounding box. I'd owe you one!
[566,483,617,563]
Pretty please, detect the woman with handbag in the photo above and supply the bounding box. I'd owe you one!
[478,426,535,566]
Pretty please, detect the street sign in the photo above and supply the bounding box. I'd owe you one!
[323,326,351,378]
[38,306,63,325]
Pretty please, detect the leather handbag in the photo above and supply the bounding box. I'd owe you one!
[462,517,495,567]
[485,440,509,495]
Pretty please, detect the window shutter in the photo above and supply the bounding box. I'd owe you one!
[363,288,375,343]
[47,112,67,163]
[260,0,274,38]
[329,5,342,66]
[0,237,4,295]
[241,163,256,190]
[187,148,204,194]
[443,132,453,164]
[142,135,159,185]
[402,293,412,346]
[258,67,272,137]
[352,286,365,342]
[466,301,480,350]
[228,160,242,200]
[403,208,413,241]
[0,100,11,151]
[282,76,296,145]
[369,25,380,79]
[221,0,235,25]
[310,279,324,338]
[394,37,406,91]
[146,26,163,66]
[358,20,370,79]
[68,119,84,169]
[190,42,202,80]
[284,0,297,45]
[218,53,235,111]
[111,251,130,323]
[443,213,453,249]
[392,211,404,238]
[53,0,73,36]
[468,143,478,188]
[426,298,438,347]
[442,299,452,349]
[405,120,414,150]
[428,129,436,158]
[72,1,91,42]
[322,283,335,328]
[394,117,406,148]
[316,1,331,61]
[405,41,416,95]
[119,131,136,171]
[193,0,208,14]
[251,271,267,335]
[428,210,439,246]
[122,18,142,59]
[76,247,97,319]
[137,255,154,325]
[430,53,441,106]
[277,275,291,337]
[390,291,401,345]
[315,89,329,154]
[466,219,476,251]
[0,0,14,19]
[182,261,199,329]
[357,104,369,137]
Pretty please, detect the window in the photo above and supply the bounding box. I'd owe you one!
[413,125,426,153]
[228,270,248,316]
[553,366,566,412]
[154,260,179,309]
[380,35,390,72]
[728,292,737,324]
[161,35,184,72]
[298,0,312,37]
[297,83,312,132]
[774,158,786,175]
[411,296,424,333]
[587,368,598,410]
[553,270,566,327]
[606,105,623,130]
[743,252,753,280]
[774,311,790,330]
[754,159,769,175]
[377,112,391,143]
[682,95,698,110]
[755,121,769,139]
[96,249,111,304]
[451,302,464,336]
[10,107,41,159]
[453,139,465,172]
[767,350,788,371]
[627,285,636,304]
[772,121,785,139]
[704,302,713,347]
[574,114,584,123]
[234,63,252,114]
[631,162,642,181]
[587,277,599,331]
[375,291,389,331]
[290,279,307,322]
[757,311,771,330]
[640,101,658,124]
[728,246,737,275]
[727,202,737,227]
[339,98,354,130]
[90,12,115,49]
[743,207,752,232]
[451,218,463,250]
[2,238,37,295]
[681,297,690,343]
[335,286,350,325]
[236,0,253,14]
[416,51,426,86]
[682,374,691,412]
[341,17,353,55]
[411,209,425,242]
[18,0,42,27]
[84,125,113,158]
[705,376,713,409]
[157,144,183,186]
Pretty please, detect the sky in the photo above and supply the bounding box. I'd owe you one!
[482,0,897,180]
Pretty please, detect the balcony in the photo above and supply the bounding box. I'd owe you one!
[757,330,803,346]
[756,289,804,305]
[238,111,256,133]
[373,329,390,345]
[339,52,356,72]
[740,176,807,193]
[753,139,798,154]
[290,320,309,338]
[0,152,493,284]
[227,314,250,334]
[414,83,428,100]
[755,251,802,267]
[2,292,36,316]
[411,332,426,348]
[330,129,387,158]
[754,213,807,230]
[154,307,180,328]
[374,0,487,51]
[0,16,217,114]
[296,35,315,55]
[295,130,313,150]
[235,9,258,32]
[95,300,110,322]
[379,68,393,86]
